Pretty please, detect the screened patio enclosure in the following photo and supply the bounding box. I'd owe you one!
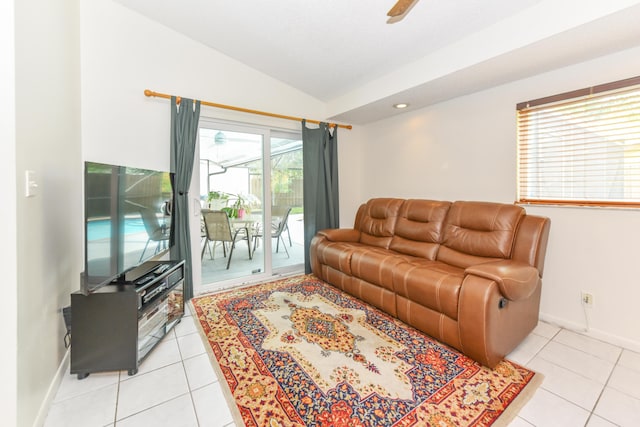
[198,126,304,286]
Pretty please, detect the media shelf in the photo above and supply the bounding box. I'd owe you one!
[70,260,185,379]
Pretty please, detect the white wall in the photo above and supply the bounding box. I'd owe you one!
[356,44,640,351]
[14,0,82,426]
[1,0,18,424]
[337,125,365,227]
[80,0,352,294]
[80,0,328,170]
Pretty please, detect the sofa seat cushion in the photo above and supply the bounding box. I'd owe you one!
[392,259,464,321]
[349,247,412,292]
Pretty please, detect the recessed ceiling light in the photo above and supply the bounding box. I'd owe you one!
[393,103,409,109]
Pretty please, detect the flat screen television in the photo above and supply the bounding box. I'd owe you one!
[81,161,173,294]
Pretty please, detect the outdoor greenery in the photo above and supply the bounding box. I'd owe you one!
[207,191,231,202]
[210,150,304,216]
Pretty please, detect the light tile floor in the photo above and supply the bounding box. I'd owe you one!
[44,308,640,427]
[44,306,235,427]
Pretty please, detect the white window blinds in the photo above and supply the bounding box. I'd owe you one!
[517,76,640,207]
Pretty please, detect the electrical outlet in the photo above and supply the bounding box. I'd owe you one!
[581,291,593,307]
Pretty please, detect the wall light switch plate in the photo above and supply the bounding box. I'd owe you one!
[25,170,38,197]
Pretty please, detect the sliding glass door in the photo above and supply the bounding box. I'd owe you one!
[267,132,305,275]
[198,121,304,290]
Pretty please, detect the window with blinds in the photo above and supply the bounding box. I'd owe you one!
[517,76,640,207]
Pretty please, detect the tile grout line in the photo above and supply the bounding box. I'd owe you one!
[535,337,621,384]
[517,327,560,426]
[525,326,560,365]
[113,391,193,425]
[529,330,604,421]
[113,371,121,426]
[113,325,198,425]
[176,320,204,427]
[529,327,627,426]
[583,350,625,426]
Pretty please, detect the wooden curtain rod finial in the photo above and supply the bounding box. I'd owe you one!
[143,89,352,130]
[144,89,182,104]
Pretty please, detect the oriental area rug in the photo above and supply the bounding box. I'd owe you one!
[190,275,541,427]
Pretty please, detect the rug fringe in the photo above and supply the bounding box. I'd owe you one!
[491,370,544,427]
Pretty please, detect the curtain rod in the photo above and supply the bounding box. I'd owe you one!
[144,89,352,130]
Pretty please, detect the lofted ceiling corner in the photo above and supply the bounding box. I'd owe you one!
[113,0,640,125]
[328,1,640,124]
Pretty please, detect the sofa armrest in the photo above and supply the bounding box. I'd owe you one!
[317,228,361,243]
[465,260,539,301]
[512,215,551,276]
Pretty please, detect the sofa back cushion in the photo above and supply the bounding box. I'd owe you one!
[357,198,404,249]
[389,199,451,259]
[437,201,524,268]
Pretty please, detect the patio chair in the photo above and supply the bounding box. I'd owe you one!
[272,205,292,247]
[139,207,171,262]
[201,209,252,269]
[253,206,291,258]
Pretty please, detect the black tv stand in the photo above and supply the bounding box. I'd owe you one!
[70,260,185,379]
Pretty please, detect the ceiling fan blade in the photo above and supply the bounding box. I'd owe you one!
[387,0,420,21]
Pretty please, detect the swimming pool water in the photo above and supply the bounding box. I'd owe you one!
[87,218,147,240]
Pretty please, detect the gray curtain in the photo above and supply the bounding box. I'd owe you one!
[302,120,339,273]
[170,96,200,300]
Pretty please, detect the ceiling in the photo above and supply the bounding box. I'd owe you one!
[115,0,640,124]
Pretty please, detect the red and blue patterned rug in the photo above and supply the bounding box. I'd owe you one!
[190,275,541,427]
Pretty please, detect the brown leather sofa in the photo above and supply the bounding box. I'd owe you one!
[310,198,550,368]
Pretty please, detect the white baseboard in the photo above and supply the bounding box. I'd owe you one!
[540,312,640,353]
[33,348,70,427]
